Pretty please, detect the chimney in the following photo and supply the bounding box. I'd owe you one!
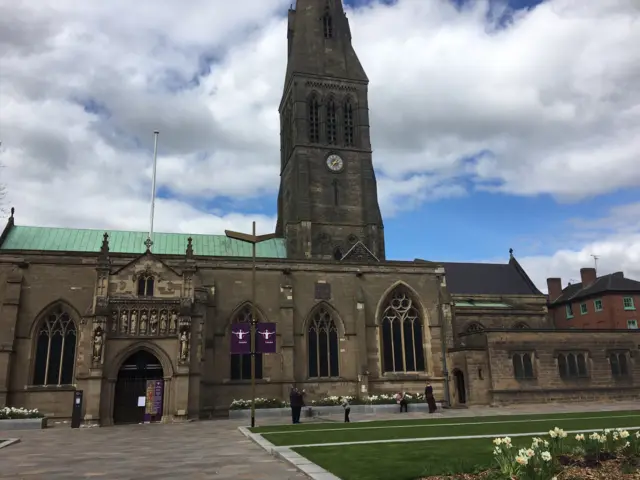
[547,278,562,302]
[580,268,597,286]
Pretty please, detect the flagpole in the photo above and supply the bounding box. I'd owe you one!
[147,131,160,250]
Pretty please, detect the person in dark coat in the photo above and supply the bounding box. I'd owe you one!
[425,383,437,414]
[289,386,303,424]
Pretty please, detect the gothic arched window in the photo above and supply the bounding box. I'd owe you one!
[283,102,294,161]
[230,304,263,381]
[308,306,339,378]
[326,98,337,145]
[32,306,77,386]
[381,287,426,373]
[610,352,630,377]
[323,10,333,38]
[137,275,154,297]
[512,353,535,379]
[308,95,320,143]
[558,352,589,378]
[344,98,354,146]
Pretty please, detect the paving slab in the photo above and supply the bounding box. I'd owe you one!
[0,420,307,480]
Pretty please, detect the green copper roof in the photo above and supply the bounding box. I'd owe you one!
[0,226,287,258]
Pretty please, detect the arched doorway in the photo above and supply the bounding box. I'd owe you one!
[453,369,467,405]
[113,350,164,425]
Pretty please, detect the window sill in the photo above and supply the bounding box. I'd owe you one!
[566,316,574,320]
[623,307,636,311]
[24,384,77,392]
[223,379,269,385]
[514,377,537,381]
[559,376,591,381]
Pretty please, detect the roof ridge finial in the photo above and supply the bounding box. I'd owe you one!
[509,248,514,257]
[144,237,153,252]
[186,237,193,258]
[10,207,14,219]
[101,232,110,254]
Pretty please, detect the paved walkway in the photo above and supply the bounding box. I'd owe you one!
[0,420,307,480]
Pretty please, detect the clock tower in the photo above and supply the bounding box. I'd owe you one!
[275,0,385,261]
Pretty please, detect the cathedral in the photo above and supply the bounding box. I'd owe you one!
[0,0,637,426]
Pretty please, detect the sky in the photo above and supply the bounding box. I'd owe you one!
[1,0,639,293]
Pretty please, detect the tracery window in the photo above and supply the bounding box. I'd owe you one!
[610,352,630,377]
[230,304,263,381]
[308,306,339,378]
[557,352,588,379]
[344,99,354,146]
[326,98,337,145]
[381,287,426,373]
[512,353,535,379]
[137,275,154,297]
[323,11,333,38]
[32,306,77,386]
[465,322,485,333]
[308,95,320,143]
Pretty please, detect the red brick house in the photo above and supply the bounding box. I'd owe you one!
[547,268,640,329]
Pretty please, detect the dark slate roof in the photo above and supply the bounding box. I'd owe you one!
[415,257,542,296]
[550,272,640,304]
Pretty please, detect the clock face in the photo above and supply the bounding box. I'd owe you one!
[326,154,344,172]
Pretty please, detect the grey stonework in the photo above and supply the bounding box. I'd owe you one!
[275,0,385,260]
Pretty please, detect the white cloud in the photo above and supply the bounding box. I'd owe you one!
[0,0,639,277]
[518,203,640,291]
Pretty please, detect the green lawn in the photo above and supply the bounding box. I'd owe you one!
[251,409,640,480]
[251,409,640,434]
[261,411,640,446]
[293,437,538,480]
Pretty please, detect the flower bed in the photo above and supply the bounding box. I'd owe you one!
[0,407,44,420]
[423,427,640,480]
[229,393,426,410]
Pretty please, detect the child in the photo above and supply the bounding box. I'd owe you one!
[341,396,351,423]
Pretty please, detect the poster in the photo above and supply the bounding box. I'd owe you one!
[256,323,277,354]
[137,396,146,407]
[230,322,251,354]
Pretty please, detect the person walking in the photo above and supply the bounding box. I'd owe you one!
[289,386,302,424]
[425,382,437,414]
[341,396,351,423]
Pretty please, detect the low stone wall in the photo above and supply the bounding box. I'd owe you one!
[229,402,442,420]
[0,418,47,431]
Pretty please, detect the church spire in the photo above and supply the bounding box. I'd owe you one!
[285,0,367,83]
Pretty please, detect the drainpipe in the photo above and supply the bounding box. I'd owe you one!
[438,275,451,408]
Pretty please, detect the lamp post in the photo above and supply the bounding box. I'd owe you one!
[225,221,277,428]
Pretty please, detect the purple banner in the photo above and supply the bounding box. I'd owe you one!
[256,323,277,354]
[230,322,251,354]
[153,380,163,414]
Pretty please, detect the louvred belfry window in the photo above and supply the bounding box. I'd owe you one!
[308,95,320,143]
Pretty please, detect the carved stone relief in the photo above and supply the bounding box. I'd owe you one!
[109,304,180,337]
[91,317,107,367]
